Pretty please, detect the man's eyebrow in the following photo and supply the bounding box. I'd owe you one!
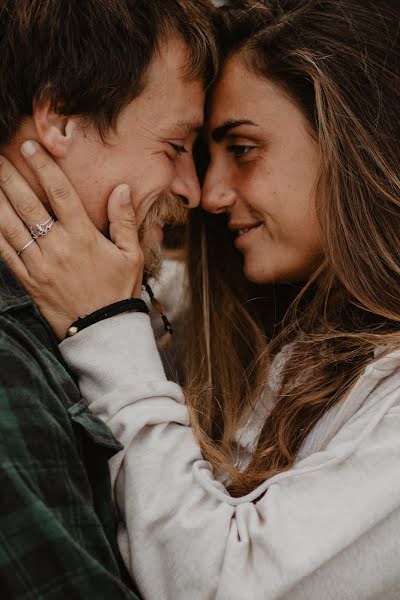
[211,120,258,142]
[171,119,204,137]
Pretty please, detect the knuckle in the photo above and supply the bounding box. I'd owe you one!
[54,248,71,265]
[3,223,22,241]
[116,222,132,235]
[16,196,38,218]
[80,232,96,251]
[0,168,13,186]
[51,239,73,264]
[48,184,71,202]
[121,220,138,236]
[133,248,144,267]
[36,273,50,287]
[35,264,51,284]
[33,156,51,171]
[0,246,15,265]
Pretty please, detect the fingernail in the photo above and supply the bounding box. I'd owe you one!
[21,140,39,157]
[119,184,131,204]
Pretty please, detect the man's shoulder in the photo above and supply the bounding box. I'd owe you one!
[0,310,80,436]
[0,313,85,491]
[0,309,65,382]
[0,312,47,375]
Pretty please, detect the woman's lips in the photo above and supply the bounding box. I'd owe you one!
[233,223,263,249]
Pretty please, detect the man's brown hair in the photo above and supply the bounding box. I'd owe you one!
[0,0,218,144]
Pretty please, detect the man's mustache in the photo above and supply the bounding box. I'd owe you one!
[139,193,187,240]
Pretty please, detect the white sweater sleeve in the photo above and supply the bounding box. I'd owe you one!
[60,313,400,600]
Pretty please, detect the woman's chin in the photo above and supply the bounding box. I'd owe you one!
[242,260,272,285]
[242,257,319,286]
[242,257,293,285]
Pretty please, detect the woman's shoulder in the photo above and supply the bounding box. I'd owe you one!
[296,348,400,466]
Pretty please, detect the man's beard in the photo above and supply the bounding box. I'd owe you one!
[138,193,187,281]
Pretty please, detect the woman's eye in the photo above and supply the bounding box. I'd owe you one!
[227,145,255,159]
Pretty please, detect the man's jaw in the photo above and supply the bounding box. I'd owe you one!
[145,223,165,245]
[143,239,163,281]
[139,192,188,280]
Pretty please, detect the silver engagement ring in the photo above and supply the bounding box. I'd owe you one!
[30,217,56,240]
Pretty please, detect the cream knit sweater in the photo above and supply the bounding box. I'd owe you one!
[60,313,400,600]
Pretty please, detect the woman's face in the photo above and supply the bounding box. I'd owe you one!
[202,54,323,284]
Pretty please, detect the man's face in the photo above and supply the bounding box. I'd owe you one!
[59,38,205,276]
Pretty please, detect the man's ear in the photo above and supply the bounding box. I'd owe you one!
[32,98,76,158]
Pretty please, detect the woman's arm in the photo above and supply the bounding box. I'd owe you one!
[61,313,400,600]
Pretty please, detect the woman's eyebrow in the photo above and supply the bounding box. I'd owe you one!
[211,119,258,143]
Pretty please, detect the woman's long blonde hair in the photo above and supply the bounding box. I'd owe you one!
[184,0,400,496]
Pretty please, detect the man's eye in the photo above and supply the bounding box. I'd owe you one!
[227,145,255,159]
[169,143,188,156]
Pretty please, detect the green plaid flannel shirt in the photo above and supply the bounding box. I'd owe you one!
[0,260,140,599]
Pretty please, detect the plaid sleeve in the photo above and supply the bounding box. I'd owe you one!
[0,330,140,599]
[0,462,141,599]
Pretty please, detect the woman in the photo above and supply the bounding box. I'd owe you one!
[0,0,400,598]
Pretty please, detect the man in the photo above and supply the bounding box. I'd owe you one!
[0,0,217,597]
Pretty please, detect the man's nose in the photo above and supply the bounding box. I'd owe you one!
[171,154,201,209]
[201,164,237,214]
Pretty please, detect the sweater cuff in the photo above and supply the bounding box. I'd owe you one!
[59,312,167,404]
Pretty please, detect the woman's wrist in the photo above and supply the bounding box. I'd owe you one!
[60,312,167,404]
[65,298,149,338]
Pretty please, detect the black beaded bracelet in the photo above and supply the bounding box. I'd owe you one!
[65,298,149,338]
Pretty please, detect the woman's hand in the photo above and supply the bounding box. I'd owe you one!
[0,141,144,340]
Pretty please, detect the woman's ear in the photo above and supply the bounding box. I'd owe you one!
[32,98,76,158]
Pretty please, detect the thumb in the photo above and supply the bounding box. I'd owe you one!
[107,184,140,255]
